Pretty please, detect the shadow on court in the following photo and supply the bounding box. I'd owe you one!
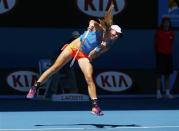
[35,123,141,129]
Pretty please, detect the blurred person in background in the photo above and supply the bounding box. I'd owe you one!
[45,31,80,98]
[69,31,80,43]
[154,16,175,99]
[168,0,179,13]
[58,31,80,94]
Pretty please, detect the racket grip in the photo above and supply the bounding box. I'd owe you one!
[70,57,76,68]
[70,49,80,68]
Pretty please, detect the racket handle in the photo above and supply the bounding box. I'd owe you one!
[70,49,80,68]
[69,57,76,68]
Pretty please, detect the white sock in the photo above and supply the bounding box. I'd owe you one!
[157,90,161,95]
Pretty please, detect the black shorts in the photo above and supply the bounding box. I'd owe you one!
[155,53,173,75]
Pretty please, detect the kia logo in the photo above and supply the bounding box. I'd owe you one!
[7,71,38,92]
[0,0,16,14]
[96,71,132,92]
[77,0,126,17]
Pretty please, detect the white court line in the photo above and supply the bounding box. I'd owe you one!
[0,126,179,130]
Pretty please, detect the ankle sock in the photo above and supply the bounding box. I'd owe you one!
[91,98,98,107]
[34,82,41,90]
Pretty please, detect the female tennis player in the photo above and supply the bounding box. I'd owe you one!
[26,19,122,116]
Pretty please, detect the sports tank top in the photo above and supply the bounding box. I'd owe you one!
[80,31,102,54]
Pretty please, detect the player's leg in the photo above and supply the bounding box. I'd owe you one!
[156,53,163,99]
[164,74,173,98]
[156,74,162,99]
[26,47,73,99]
[78,58,103,116]
[164,55,174,99]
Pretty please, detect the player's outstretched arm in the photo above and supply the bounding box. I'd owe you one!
[88,20,106,32]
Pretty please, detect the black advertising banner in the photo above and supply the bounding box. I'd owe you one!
[75,69,179,96]
[0,0,157,29]
[0,68,38,96]
[0,68,178,98]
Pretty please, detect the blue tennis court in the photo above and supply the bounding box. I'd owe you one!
[0,110,179,131]
[0,98,179,131]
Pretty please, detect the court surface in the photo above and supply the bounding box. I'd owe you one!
[0,98,179,131]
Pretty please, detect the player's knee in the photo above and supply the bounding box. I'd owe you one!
[85,76,94,85]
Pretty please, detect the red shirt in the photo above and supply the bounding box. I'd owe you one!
[155,30,174,54]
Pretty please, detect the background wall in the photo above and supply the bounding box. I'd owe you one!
[0,0,178,98]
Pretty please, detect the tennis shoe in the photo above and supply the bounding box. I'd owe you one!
[26,86,36,99]
[165,94,175,99]
[91,105,104,116]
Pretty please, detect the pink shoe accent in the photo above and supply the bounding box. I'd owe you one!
[26,87,36,99]
[91,105,104,116]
